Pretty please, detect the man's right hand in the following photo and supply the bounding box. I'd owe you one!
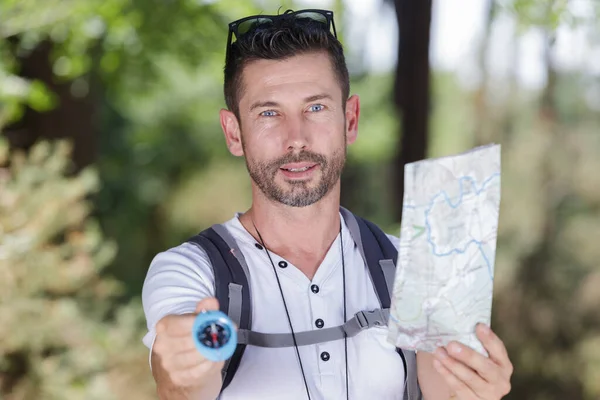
[152,297,225,399]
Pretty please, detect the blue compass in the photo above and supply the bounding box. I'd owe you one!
[192,310,237,362]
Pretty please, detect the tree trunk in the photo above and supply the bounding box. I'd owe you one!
[392,0,432,222]
[2,39,97,171]
[473,0,496,146]
[500,12,520,143]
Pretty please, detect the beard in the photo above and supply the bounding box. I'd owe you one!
[244,142,347,208]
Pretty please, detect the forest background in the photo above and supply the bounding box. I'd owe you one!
[1,0,599,399]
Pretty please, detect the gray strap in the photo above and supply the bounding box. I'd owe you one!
[379,259,396,300]
[212,224,252,282]
[209,224,252,394]
[403,349,422,400]
[222,282,243,385]
[340,207,366,263]
[237,309,389,348]
[227,283,243,327]
[340,206,384,306]
[211,223,253,327]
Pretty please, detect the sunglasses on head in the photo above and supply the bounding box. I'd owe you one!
[225,9,337,63]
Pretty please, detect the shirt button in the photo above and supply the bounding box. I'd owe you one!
[315,319,324,329]
[278,261,288,268]
[320,351,330,361]
[255,243,263,250]
[311,284,319,294]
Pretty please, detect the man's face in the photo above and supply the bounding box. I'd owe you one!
[221,51,359,207]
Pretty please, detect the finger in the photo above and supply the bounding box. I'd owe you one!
[444,341,502,384]
[156,314,197,337]
[475,324,513,374]
[156,335,197,354]
[433,358,479,400]
[168,348,207,371]
[195,297,220,314]
[435,347,489,394]
[172,359,225,387]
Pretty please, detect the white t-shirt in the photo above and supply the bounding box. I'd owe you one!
[142,212,406,400]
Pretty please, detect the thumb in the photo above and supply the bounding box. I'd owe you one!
[195,297,220,314]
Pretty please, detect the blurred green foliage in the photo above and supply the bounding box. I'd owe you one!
[0,137,154,399]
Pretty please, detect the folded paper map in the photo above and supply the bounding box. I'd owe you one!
[387,144,501,355]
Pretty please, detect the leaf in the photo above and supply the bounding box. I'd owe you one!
[27,80,58,112]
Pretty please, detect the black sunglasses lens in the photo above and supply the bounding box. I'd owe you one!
[237,17,273,36]
[296,11,328,25]
[231,11,333,43]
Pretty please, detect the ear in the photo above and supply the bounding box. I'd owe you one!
[345,95,360,145]
[220,109,244,156]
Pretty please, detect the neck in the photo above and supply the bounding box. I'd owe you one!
[238,183,342,279]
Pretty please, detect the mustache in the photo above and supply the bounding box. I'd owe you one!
[269,151,327,169]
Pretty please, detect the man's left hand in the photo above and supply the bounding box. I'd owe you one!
[432,324,513,400]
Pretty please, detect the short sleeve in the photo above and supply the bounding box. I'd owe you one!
[141,242,216,365]
[386,234,400,251]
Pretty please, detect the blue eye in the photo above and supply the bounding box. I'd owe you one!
[260,110,277,117]
[308,104,324,112]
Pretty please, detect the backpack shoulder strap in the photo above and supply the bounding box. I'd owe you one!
[340,206,396,308]
[186,224,252,393]
[340,207,422,400]
[402,350,422,400]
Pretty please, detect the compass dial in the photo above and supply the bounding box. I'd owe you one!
[197,322,231,349]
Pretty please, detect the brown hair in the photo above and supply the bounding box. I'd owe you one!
[223,15,350,120]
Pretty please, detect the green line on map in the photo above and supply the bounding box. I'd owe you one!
[412,225,426,239]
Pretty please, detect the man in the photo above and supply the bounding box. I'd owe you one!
[142,8,513,400]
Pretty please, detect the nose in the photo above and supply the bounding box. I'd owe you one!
[283,115,310,151]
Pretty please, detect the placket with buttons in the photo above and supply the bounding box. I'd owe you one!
[308,280,340,396]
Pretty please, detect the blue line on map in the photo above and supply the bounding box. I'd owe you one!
[424,173,500,280]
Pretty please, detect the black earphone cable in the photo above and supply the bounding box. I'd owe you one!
[253,220,349,400]
[253,222,312,400]
[341,223,349,400]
